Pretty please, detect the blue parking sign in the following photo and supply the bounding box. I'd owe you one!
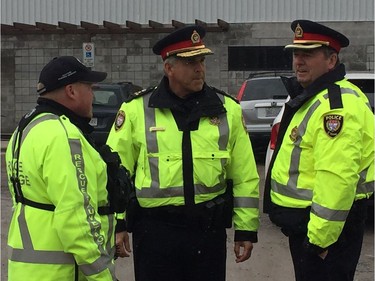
[82,43,95,67]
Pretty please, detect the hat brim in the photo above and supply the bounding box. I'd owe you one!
[175,48,214,58]
[79,71,107,83]
[284,43,323,50]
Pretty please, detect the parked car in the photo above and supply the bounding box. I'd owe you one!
[236,72,290,156]
[345,72,374,112]
[90,82,143,146]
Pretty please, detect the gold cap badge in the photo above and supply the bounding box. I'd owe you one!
[295,23,303,38]
[191,30,200,44]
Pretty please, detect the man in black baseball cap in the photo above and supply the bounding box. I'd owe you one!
[4,56,123,280]
[37,56,107,95]
[265,19,373,281]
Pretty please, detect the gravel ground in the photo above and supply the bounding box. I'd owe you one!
[1,144,373,280]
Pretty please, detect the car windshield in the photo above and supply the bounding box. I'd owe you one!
[242,79,289,101]
[93,89,120,107]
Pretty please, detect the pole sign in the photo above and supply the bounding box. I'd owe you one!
[82,42,95,67]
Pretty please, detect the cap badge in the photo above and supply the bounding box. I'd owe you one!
[289,126,299,142]
[209,116,221,126]
[295,23,303,38]
[114,110,126,131]
[324,114,343,137]
[191,30,201,45]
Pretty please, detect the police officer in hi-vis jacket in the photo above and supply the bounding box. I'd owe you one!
[107,25,260,281]
[6,56,122,281]
[264,20,374,281]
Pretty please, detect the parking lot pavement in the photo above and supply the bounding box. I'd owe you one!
[1,148,374,281]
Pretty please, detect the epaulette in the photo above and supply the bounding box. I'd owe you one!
[210,86,239,104]
[126,85,157,102]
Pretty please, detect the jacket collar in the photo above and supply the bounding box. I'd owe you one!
[149,76,226,119]
[37,97,94,134]
[287,63,346,108]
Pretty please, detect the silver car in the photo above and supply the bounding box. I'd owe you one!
[236,75,289,155]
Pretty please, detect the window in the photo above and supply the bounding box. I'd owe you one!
[228,46,292,71]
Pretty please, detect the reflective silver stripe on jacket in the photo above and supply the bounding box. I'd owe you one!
[272,87,372,206]
[12,114,61,157]
[9,114,75,264]
[8,204,75,264]
[234,197,259,208]
[70,139,115,277]
[311,202,348,222]
[357,167,374,194]
[138,93,228,199]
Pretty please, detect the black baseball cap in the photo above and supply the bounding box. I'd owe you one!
[37,56,107,95]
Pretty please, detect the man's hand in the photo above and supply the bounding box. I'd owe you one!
[115,231,131,258]
[234,241,253,263]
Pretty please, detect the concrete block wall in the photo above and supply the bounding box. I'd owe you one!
[1,22,373,135]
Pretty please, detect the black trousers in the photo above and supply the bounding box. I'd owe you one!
[288,200,368,281]
[132,216,227,281]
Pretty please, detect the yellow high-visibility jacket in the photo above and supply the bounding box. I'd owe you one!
[5,106,116,281]
[271,77,374,249]
[107,83,260,238]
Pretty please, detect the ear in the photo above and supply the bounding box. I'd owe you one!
[64,84,77,100]
[164,61,173,76]
[328,53,338,70]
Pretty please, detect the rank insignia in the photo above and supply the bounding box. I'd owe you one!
[191,30,200,44]
[289,126,298,142]
[209,116,221,126]
[114,110,125,131]
[295,23,303,38]
[324,114,343,137]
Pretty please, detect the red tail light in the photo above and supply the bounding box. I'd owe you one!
[269,122,280,150]
[236,82,247,101]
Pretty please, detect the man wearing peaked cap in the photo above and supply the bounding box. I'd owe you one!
[264,19,374,281]
[107,25,260,281]
[5,56,125,280]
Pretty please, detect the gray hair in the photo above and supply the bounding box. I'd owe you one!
[164,56,178,65]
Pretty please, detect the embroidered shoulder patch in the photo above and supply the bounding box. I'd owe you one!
[289,126,299,142]
[324,114,343,137]
[114,110,126,131]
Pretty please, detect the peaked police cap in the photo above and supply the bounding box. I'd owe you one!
[153,25,213,60]
[285,19,349,53]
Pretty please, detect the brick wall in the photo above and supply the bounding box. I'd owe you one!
[1,22,373,134]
